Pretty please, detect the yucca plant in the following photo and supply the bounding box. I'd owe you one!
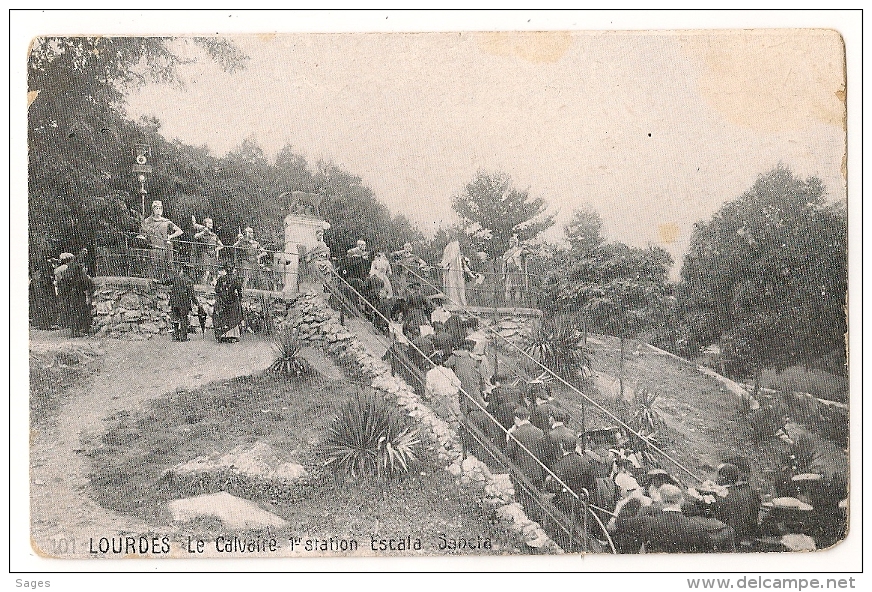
[268,328,312,377]
[322,390,421,480]
[630,386,665,437]
[523,313,592,382]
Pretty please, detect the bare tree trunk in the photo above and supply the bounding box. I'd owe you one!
[753,366,762,399]
[619,336,625,399]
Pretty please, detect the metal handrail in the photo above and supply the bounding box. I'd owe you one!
[461,414,615,553]
[93,235,314,290]
[137,237,300,258]
[394,262,706,486]
[395,261,543,305]
[322,265,616,553]
[325,266,575,496]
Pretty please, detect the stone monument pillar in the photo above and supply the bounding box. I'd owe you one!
[281,214,328,295]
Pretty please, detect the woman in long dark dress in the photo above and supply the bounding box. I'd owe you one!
[63,252,95,337]
[213,263,244,342]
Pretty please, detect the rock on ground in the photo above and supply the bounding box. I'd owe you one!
[169,441,307,485]
[168,492,288,530]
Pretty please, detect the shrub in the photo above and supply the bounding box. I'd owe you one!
[322,390,420,479]
[523,313,591,382]
[744,404,788,443]
[268,328,312,377]
[630,387,665,438]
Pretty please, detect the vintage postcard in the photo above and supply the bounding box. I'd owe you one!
[14,10,859,577]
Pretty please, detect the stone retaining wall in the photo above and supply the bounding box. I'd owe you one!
[91,277,171,339]
[92,277,542,352]
[91,277,299,339]
[479,313,537,352]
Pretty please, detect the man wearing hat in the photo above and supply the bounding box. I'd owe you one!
[401,282,433,339]
[213,261,244,342]
[429,292,451,331]
[543,409,575,469]
[168,266,198,341]
[391,242,426,300]
[68,248,96,337]
[710,462,761,542]
[643,468,680,510]
[53,253,74,288]
[140,200,183,279]
[344,239,371,282]
[446,340,489,428]
[49,249,93,338]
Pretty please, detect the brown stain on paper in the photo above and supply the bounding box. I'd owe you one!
[658,223,680,245]
[477,31,573,63]
[31,536,53,558]
[680,30,846,134]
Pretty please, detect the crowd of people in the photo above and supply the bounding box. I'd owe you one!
[376,295,820,554]
[137,202,504,297]
[29,208,846,554]
[338,234,535,313]
[434,361,766,552]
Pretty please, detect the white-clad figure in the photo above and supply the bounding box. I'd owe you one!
[439,240,467,307]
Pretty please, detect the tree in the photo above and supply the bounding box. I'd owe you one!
[27,36,246,267]
[564,205,605,255]
[452,170,554,257]
[678,165,847,392]
[27,36,424,284]
[314,162,423,259]
[545,238,674,396]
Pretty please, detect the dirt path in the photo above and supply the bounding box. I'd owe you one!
[29,331,275,558]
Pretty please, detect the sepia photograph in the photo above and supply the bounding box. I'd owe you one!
[11,9,860,579]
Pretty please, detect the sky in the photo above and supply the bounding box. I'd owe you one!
[124,29,846,273]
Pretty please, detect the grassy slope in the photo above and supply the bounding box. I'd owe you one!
[759,366,848,403]
[556,335,790,493]
[86,372,513,555]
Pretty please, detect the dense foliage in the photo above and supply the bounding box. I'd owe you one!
[28,36,422,273]
[27,37,246,268]
[540,208,674,395]
[523,313,592,382]
[544,238,674,341]
[677,166,847,384]
[268,328,312,378]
